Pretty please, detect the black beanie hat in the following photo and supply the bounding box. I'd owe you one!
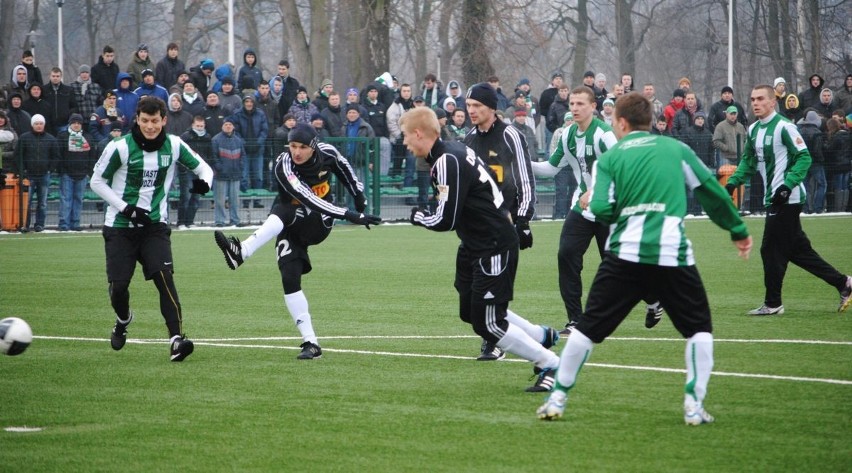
[466,83,498,110]
[288,122,318,148]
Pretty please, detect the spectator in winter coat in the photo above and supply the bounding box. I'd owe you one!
[486,76,511,111]
[237,48,263,92]
[312,78,333,111]
[421,73,446,111]
[321,92,345,138]
[290,86,319,124]
[211,118,246,226]
[651,115,670,136]
[16,114,59,231]
[510,109,537,159]
[713,105,746,166]
[56,114,96,231]
[539,72,563,126]
[217,78,242,115]
[780,93,802,122]
[91,45,120,94]
[210,64,234,94]
[0,111,18,171]
[166,93,193,136]
[113,73,138,132]
[341,103,375,167]
[683,111,714,214]
[835,74,852,112]
[643,83,665,118]
[155,42,186,90]
[271,113,297,159]
[707,86,747,132]
[4,65,31,105]
[798,110,827,214]
[43,67,78,135]
[22,83,51,126]
[798,74,825,110]
[813,88,836,119]
[446,79,466,111]
[546,84,570,133]
[19,50,43,86]
[274,60,300,116]
[7,94,32,135]
[180,81,205,118]
[133,69,169,103]
[311,113,330,141]
[824,117,850,212]
[88,91,126,142]
[190,59,216,97]
[71,65,103,132]
[202,91,226,134]
[672,91,702,138]
[178,116,213,228]
[230,94,269,194]
[125,43,153,88]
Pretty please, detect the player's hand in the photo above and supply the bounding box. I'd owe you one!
[121,204,152,226]
[578,191,591,210]
[344,210,381,229]
[771,184,791,206]
[515,219,533,249]
[725,183,737,197]
[734,235,753,260]
[354,192,367,213]
[190,178,210,195]
[410,206,431,226]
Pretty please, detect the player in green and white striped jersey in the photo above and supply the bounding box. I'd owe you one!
[91,96,214,362]
[725,85,852,315]
[537,92,753,424]
[531,86,663,331]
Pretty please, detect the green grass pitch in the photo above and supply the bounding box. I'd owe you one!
[1,216,850,471]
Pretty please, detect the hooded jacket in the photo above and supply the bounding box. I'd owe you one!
[813,88,835,119]
[113,73,139,131]
[4,65,30,105]
[835,74,852,112]
[230,98,269,155]
[237,48,263,92]
[798,74,825,110]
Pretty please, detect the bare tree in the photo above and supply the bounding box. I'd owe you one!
[794,0,820,80]
[0,0,19,79]
[459,0,494,86]
[281,0,331,92]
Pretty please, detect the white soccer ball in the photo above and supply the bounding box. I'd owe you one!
[0,317,33,356]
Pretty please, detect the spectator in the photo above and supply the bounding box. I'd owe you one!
[19,50,43,85]
[620,72,634,93]
[43,67,78,135]
[813,88,836,119]
[231,94,268,202]
[773,77,788,109]
[550,111,576,219]
[180,81,205,118]
[154,42,185,89]
[88,91,125,142]
[210,64,234,94]
[798,73,825,110]
[168,70,190,96]
[0,111,17,171]
[363,84,390,174]
[91,45,119,93]
[166,93,193,136]
[672,91,701,138]
[7,94,32,135]
[421,73,445,110]
[56,114,96,231]
[125,43,153,87]
[798,111,827,214]
[177,116,212,229]
[600,98,615,125]
[385,83,413,179]
[202,90,226,136]
[780,93,802,122]
[237,48,263,92]
[643,83,664,118]
[835,74,852,112]
[271,113,297,159]
[133,69,169,103]
[486,76,511,111]
[515,78,540,126]
[545,84,570,134]
[611,84,625,100]
[5,65,31,104]
[713,105,746,166]
[510,109,537,159]
[312,78,333,111]
[651,114,670,136]
[663,89,685,132]
[113,73,139,132]
[505,92,533,128]
[255,80,280,137]
[445,79,466,110]
[274,60,300,116]
[211,118,245,227]
[435,108,453,141]
[311,113,329,141]
[268,75,284,105]
[341,103,374,172]
[96,121,123,158]
[708,86,747,132]
[539,72,563,128]
[16,114,59,232]
[824,118,850,212]
[71,65,103,133]
[22,82,51,124]
[683,111,714,214]
[320,91,345,138]
[592,72,607,110]
[189,58,215,97]
[442,96,457,117]
[290,86,319,125]
[217,77,242,115]
[448,109,469,141]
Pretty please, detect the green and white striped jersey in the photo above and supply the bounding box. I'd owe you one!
[545,117,617,221]
[589,131,748,267]
[91,133,213,227]
[728,111,811,207]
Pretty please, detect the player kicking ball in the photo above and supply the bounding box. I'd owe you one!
[402,106,561,392]
[214,123,379,360]
[536,93,752,424]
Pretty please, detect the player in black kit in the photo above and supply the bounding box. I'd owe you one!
[214,123,380,359]
[464,82,552,360]
[402,107,559,392]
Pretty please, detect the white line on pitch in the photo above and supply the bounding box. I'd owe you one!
[31,336,852,385]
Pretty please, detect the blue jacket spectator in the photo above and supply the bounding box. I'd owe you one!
[237,48,263,92]
[113,73,139,132]
[133,69,170,103]
[229,95,268,157]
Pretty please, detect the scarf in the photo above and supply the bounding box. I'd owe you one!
[131,124,167,152]
[77,76,92,96]
[685,101,698,116]
[68,129,90,152]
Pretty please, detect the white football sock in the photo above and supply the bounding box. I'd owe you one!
[506,309,546,344]
[241,214,284,259]
[555,329,594,391]
[284,290,317,345]
[496,323,559,370]
[684,332,713,407]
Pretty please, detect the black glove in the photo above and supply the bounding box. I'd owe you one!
[354,192,367,213]
[771,184,791,206]
[344,210,381,229]
[515,218,533,250]
[410,207,431,226]
[190,178,210,195]
[725,183,737,197]
[121,204,152,226]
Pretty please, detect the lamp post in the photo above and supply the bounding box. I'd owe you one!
[56,0,65,74]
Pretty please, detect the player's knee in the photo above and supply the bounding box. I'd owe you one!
[281,271,302,294]
[109,280,130,299]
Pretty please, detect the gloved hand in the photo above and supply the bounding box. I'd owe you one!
[515,218,533,249]
[354,192,367,213]
[190,178,210,195]
[121,204,152,226]
[344,210,381,229]
[771,184,791,206]
[410,207,431,226]
[725,183,737,197]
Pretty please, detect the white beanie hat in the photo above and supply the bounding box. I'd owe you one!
[31,114,45,125]
[773,77,786,88]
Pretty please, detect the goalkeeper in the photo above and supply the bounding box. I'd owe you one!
[214,123,380,360]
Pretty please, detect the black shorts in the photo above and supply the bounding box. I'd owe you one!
[578,254,712,342]
[103,223,173,282]
[454,244,518,305]
[272,203,334,275]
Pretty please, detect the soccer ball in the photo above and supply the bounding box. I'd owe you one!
[0,317,33,356]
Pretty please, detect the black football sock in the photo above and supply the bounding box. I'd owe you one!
[153,271,183,337]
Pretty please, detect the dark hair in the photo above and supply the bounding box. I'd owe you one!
[167,42,179,51]
[424,73,437,82]
[826,118,841,139]
[103,45,114,54]
[192,115,204,122]
[613,92,652,131]
[137,96,167,117]
[258,79,269,86]
[278,60,290,68]
[486,76,499,83]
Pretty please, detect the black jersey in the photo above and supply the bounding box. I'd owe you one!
[273,142,364,219]
[464,118,535,221]
[412,139,518,256]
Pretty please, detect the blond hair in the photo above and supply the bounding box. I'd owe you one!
[399,106,440,137]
